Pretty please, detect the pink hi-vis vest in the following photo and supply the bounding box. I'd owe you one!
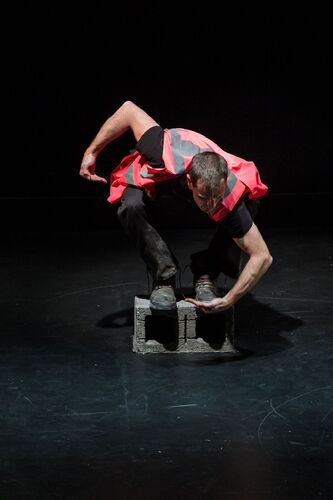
[107,128,268,221]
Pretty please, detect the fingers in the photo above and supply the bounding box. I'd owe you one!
[185,298,197,305]
[185,297,230,313]
[185,298,212,308]
[90,174,108,184]
[80,172,107,183]
[185,298,216,313]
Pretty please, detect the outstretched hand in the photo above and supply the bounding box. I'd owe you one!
[80,153,107,184]
[185,297,233,313]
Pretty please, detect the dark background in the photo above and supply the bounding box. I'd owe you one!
[4,4,332,229]
[1,8,332,500]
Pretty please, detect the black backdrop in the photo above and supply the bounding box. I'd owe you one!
[5,4,332,229]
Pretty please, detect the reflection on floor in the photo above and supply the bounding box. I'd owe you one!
[1,227,332,500]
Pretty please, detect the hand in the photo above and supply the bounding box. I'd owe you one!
[80,153,107,184]
[185,297,233,313]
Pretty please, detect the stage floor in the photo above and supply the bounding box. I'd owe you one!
[1,226,332,499]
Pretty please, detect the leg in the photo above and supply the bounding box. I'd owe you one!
[189,228,241,302]
[117,186,177,310]
[190,198,261,300]
[190,198,260,281]
[190,225,242,282]
[117,186,178,282]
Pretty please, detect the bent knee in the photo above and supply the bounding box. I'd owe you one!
[118,188,146,218]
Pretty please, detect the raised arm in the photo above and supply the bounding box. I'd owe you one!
[80,101,159,183]
[186,223,273,312]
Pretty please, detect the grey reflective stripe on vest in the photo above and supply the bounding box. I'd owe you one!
[125,164,135,185]
[140,166,159,178]
[170,129,211,174]
[223,169,237,200]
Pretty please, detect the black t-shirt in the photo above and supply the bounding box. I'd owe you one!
[136,126,259,238]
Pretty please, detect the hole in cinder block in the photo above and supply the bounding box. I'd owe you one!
[195,313,228,349]
[145,315,179,349]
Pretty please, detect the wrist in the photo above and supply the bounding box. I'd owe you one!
[85,150,97,159]
[222,291,237,308]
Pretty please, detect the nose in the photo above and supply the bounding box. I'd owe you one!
[206,196,222,214]
[209,197,219,210]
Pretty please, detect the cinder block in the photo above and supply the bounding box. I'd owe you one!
[133,297,238,354]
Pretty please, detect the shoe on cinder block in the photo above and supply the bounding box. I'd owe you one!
[194,276,219,302]
[150,277,177,311]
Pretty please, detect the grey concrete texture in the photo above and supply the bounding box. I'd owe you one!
[133,297,237,354]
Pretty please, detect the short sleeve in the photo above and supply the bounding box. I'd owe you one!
[135,125,164,168]
[221,199,255,238]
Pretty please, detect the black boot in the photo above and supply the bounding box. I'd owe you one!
[150,276,177,311]
[194,275,219,302]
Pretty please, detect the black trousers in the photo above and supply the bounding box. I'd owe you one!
[117,184,259,283]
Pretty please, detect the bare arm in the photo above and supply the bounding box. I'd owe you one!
[186,223,273,312]
[80,100,159,183]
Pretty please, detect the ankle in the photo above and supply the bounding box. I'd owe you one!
[154,275,176,288]
[194,275,214,284]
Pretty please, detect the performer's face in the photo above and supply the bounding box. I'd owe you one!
[186,176,225,215]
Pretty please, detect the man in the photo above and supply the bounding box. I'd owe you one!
[80,100,273,313]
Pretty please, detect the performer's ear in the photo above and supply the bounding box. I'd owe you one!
[186,174,193,190]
